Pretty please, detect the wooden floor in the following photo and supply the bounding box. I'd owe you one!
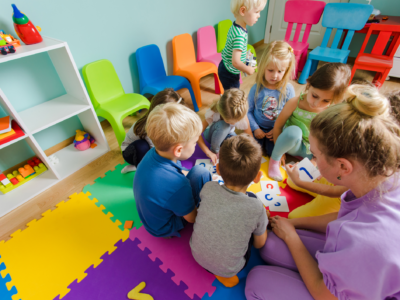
[1,44,400,242]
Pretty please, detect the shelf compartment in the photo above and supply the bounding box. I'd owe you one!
[0,120,27,150]
[51,143,108,180]
[18,94,91,134]
[0,170,58,218]
[0,37,65,64]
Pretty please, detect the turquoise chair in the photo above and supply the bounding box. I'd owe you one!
[82,59,151,147]
[298,3,373,84]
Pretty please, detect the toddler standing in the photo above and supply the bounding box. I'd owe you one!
[247,40,296,156]
[268,63,351,181]
[219,0,267,90]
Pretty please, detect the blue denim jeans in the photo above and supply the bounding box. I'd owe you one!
[185,165,212,207]
[255,127,275,157]
[203,120,237,153]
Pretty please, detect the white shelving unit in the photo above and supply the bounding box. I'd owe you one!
[0,36,110,217]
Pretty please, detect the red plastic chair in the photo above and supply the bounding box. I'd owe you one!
[284,0,326,79]
[173,33,223,108]
[197,25,222,67]
[350,24,400,89]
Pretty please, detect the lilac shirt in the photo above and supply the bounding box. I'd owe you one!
[316,176,400,300]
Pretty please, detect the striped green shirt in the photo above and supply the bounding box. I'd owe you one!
[221,22,248,75]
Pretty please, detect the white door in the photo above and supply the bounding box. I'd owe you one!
[264,0,349,49]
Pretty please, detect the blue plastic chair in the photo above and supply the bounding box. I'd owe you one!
[136,44,199,112]
[298,3,373,84]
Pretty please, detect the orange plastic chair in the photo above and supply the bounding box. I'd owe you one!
[350,23,400,89]
[172,33,223,108]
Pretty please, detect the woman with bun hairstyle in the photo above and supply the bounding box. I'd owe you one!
[245,84,400,300]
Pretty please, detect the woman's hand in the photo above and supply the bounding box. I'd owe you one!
[254,128,266,139]
[286,163,303,186]
[270,215,297,242]
[207,151,218,165]
[265,129,274,141]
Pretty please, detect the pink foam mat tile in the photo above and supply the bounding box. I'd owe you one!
[129,224,216,299]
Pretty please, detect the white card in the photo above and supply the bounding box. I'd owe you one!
[260,180,280,195]
[256,189,281,207]
[268,196,289,212]
[195,159,217,174]
[261,157,267,164]
[248,174,265,188]
[297,158,321,182]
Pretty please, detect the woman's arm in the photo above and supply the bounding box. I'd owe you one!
[197,119,218,165]
[273,96,298,144]
[271,217,338,300]
[286,164,347,198]
[289,212,338,233]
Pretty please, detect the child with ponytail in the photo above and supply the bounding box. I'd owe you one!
[121,88,183,173]
[268,63,351,181]
[198,88,252,164]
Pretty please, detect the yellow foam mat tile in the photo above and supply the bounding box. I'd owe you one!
[0,191,129,300]
[247,156,288,194]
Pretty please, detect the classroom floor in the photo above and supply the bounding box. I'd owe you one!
[0,43,400,243]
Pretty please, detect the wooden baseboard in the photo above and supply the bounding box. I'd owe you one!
[253,39,265,48]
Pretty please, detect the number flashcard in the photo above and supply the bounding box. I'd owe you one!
[297,157,321,182]
[268,196,289,212]
[195,159,216,174]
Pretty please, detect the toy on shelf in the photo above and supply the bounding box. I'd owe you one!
[0,157,47,195]
[73,129,97,151]
[0,116,11,134]
[11,4,42,45]
[0,31,17,55]
[0,120,25,146]
[48,154,59,165]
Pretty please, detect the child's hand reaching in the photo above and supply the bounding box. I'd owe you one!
[254,128,266,139]
[207,151,218,165]
[286,163,302,186]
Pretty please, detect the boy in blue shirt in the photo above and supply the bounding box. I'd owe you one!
[133,103,211,238]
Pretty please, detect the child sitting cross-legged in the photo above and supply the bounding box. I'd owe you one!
[134,103,212,238]
[190,134,269,288]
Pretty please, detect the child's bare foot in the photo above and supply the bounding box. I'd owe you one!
[268,158,283,181]
[215,275,239,287]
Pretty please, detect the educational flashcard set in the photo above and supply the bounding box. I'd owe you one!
[195,158,290,212]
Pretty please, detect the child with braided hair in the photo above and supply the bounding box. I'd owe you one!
[198,88,253,165]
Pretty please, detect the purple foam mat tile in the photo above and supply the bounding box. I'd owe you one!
[181,137,210,169]
[54,238,193,300]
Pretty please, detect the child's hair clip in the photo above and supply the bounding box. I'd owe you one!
[288,46,294,53]
[177,97,183,104]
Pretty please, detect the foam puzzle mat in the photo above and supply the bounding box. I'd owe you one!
[0,192,129,300]
[83,163,142,230]
[0,150,314,300]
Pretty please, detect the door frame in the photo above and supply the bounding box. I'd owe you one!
[264,0,350,43]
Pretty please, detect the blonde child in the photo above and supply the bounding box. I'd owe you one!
[191,134,268,288]
[219,0,267,90]
[133,103,212,238]
[247,40,296,156]
[268,63,351,181]
[198,89,252,165]
[121,88,183,173]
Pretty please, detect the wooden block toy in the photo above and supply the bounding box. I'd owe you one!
[0,159,47,195]
[124,221,134,229]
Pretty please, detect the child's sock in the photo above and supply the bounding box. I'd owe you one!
[214,275,239,288]
[268,158,283,181]
[121,165,137,174]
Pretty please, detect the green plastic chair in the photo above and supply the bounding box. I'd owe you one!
[82,59,150,147]
[217,19,233,53]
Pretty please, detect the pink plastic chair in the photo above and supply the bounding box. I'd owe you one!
[197,25,222,67]
[284,0,326,79]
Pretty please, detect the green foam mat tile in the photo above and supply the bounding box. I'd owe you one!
[83,163,142,231]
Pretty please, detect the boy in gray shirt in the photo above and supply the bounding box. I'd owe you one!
[190,134,269,288]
